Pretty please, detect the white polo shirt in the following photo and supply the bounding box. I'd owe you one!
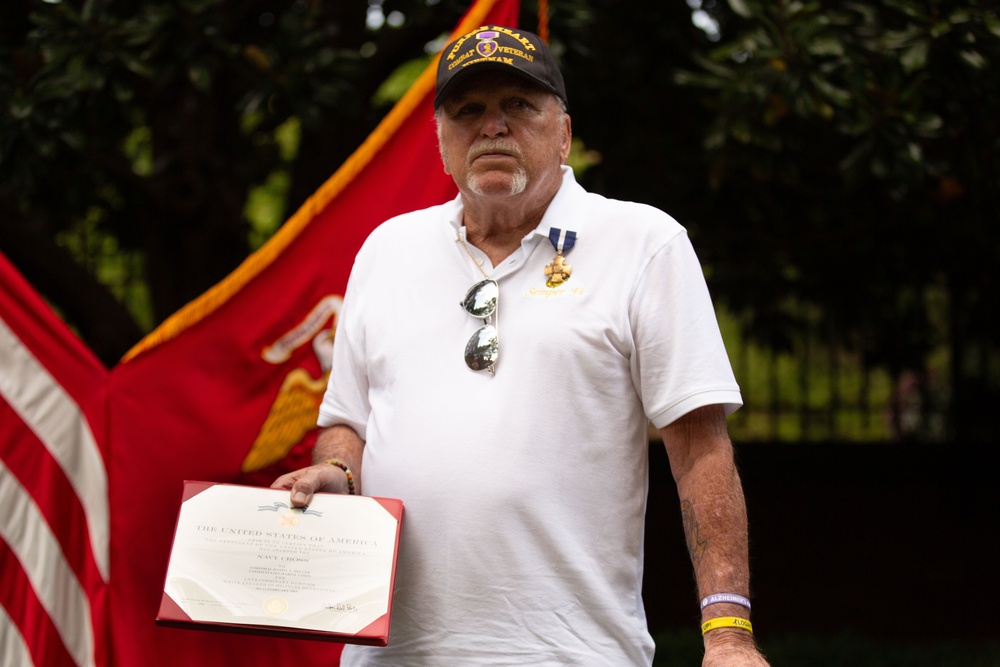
[320,167,741,666]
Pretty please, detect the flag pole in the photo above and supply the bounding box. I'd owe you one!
[537,0,549,42]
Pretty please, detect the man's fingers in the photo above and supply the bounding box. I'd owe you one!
[290,484,312,507]
[269,470,303,491]
[276,464,342,506]
[269,469,317,506]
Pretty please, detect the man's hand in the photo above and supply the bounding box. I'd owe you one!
[703,629,770,666]
[271,424,364,505]
[271,462,350,506]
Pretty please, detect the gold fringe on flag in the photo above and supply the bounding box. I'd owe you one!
[121,0,507,364]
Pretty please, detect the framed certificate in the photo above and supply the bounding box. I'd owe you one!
[156,481,404,645]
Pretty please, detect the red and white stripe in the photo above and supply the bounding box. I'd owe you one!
[0,313,109,667]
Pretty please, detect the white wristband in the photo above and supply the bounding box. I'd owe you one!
[700,593,751,611]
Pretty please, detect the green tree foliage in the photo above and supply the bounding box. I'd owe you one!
[0,0,469,364]
[666,0,1000,441]
[539,0,997,441]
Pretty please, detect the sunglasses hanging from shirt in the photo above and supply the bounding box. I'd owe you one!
[461,278,500,374]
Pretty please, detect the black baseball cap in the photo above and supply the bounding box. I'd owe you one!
[435,26,568,110]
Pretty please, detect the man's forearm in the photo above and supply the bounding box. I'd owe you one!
[312,424,365,495]
[661,406,756,636]
[676,444,752,622]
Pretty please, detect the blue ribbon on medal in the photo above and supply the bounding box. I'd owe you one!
[544,228,577,287]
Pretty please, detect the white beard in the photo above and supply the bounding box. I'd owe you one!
[466,167,528,197]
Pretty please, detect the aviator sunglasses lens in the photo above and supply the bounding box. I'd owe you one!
[462,279,498,318]
[461,279,499,372]
[464,324,499,371]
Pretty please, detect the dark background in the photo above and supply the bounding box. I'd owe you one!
[643,442,1000,643]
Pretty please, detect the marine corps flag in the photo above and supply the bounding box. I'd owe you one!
[0,0,520,665]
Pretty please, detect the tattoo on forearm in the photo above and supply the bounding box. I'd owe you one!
[681,499,707,568]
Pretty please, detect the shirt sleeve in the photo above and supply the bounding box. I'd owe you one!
[628,230,742,429]
[317,259,371,440]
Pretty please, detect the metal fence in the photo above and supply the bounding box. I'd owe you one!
[718,310,950,443]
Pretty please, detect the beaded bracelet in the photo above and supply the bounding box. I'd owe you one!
[325,459,356,495]
[700,593,751,611]
[701,617,753,635]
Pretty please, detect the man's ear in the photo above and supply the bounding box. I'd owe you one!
[436,122,452,176]
[560,113,573,164]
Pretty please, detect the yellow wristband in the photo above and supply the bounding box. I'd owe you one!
[701,616,753,635]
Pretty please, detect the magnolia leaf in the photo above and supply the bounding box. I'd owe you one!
[900,40,929,72]
[808,73,852,107]
[187,64,212,91]
[807,37,845,57]
[987,16,1000,38]
[9,98,33,120]
[959,49,987,69]
[728,0,753,20]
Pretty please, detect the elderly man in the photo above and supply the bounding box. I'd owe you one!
[273,25,770,667]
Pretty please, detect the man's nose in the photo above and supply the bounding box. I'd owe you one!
[480,108,509,137]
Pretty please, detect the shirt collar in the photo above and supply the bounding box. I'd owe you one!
[444,166,584,246]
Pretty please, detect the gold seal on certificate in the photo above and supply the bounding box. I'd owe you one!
[263,596,289,616]
[156,481,404,645]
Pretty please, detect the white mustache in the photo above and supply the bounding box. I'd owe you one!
[466,140,523,164]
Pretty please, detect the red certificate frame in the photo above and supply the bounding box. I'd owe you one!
[156,481,403,646]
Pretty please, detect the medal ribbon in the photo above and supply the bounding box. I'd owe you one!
[548,228,577,254]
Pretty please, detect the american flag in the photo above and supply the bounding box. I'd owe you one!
[0,250,110,667]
